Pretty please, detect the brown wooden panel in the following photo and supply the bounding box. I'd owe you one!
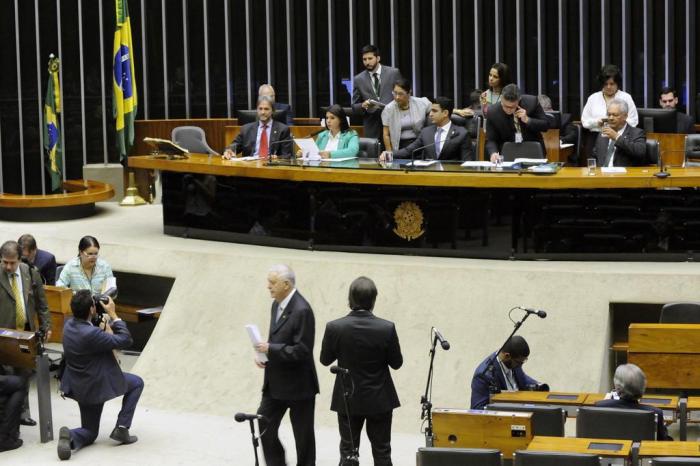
[629,323,700,353]
[639,440,700,458]
[491,391,587,405]
[432,408,533,459]
[527,436,632,458]
[0,180,114,208]
[628,353,700,388]
[45,285,73,343]
[649,132,687,167]
[0,329,38,369]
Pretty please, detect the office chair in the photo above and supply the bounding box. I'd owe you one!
[171,126,219,155]
[576,406,656,441]
[684,134,700,167]
[646,138,660,165]
[659,302,700,323]
[485,403,566,437]
[416,447,502,466]
[514,450,600,466]
[501,141,545,161]
[358,138,380,159]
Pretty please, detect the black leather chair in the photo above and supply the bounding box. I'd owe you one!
[576,406,656,441]
[684,134,700,166]
[416,447,502,466]
[358,137,380,159]
[660,302,700,323]
[652,458,700,465]
[485,403,566,437]
[514,450,599,466]
[646,138,660,165]
[501,141,545,161]
[171,126,219,155]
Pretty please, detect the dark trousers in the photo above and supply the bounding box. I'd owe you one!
[337,411,393,466]
[257,395,316,466]
[69,372,144,450]
[0,375,26,440]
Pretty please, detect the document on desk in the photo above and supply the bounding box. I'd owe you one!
[405,160,439,167]
[461,161,494,167]
[321,157,358,162]
[294,138,320,158]
[245,324,268,363]
[601,167,627,174]
[227,156,260,162]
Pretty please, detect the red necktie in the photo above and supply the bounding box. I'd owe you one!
[259,124,269,158]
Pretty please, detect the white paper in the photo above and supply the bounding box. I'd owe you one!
[226,156,260,162]
[294,138,320,159]
[104,276,117,291]
[245,324,268,363]
[321,157,358,163]
[137,306,163,315]
[461,161,494,167]
[601,167,627,173]
[514,158,547,164]
[560,143,574,149]
[405,160,439,167]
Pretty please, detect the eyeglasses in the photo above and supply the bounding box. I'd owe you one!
[392,91,408,97]
[82,252,99,257]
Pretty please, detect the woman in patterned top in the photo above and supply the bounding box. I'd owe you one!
[56,236,114,293]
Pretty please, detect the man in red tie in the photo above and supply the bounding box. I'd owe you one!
[223,96,292,159]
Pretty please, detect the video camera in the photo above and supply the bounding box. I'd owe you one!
[91,287,118,326]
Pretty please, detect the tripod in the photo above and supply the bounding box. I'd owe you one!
[337,369,359,465]
[420,329,443,447]
[246,418,260,466]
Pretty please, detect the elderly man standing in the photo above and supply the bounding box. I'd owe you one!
[254,264,319,466]
[592,99,647,167]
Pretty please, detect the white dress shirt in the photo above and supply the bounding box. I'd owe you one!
[581,90,639,131]
[276,288,297,322]
[324,131,341,152]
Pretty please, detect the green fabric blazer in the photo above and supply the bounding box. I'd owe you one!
[315,129,360,158]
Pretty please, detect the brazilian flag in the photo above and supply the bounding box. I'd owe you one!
[113,0,137,160]
[43,55,62,192]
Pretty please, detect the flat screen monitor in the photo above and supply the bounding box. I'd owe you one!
[237,109,289,126]
[636,108,678,133]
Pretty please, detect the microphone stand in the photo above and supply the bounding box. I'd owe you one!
[420,331,440,447]
[337,370,359,465]
[245,418,260,466]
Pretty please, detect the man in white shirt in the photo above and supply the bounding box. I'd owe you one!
[593,99,647,167]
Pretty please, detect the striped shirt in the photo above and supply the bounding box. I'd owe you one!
[56,257,114,293]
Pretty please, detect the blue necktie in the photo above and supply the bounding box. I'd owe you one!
[435,128,442,157]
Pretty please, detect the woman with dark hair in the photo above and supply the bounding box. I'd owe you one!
[56,236,114,293]
[313,105,359,159]
[380,78,431,152]
[581,64,638,132]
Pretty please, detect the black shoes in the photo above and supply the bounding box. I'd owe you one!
[57,426,71,460]
[0,437,22,452]
[109,426,138,445]
[20,417,37,427]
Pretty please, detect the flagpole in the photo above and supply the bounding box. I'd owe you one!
[99,0,108,164]
[56,0,67,185]
[14,0,26,195]
[34,0,46,195]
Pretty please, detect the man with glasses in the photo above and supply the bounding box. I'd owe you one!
[470,336,545,409]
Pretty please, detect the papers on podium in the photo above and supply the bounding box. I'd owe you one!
[245,324,268,363]
[143,137,189,158]
[294,138,320,159]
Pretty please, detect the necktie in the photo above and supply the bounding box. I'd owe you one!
[605,138,615,166]
[372,73,380,97]
[276,305,284,323]
[259,124,269,158]
[513,114,522,134]
[10,273,26,330]
[434,128,442,157]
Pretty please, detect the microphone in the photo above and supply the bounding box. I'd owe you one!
[521,307,547,318]
[234,412,264,422]
[330,365,349,375]
[432,327,450,350]
[268,138,295,157]
[409,142,436,167]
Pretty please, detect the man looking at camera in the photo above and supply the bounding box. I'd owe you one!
[57,290,144,461]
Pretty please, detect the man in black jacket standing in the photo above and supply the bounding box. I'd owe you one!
[320,276,403,466]
[255,264,319,466]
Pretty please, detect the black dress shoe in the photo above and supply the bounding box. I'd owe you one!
[57,426,71,460]
[109,426,138,445]
[20,417,37,427]
[0,437,23,452]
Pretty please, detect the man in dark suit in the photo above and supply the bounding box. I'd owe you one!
[222,96,293,159]
[394,96,473,161]
[592,99,647,167]
[470,336,544,410]
[0,240,51,427]
[57,290,144,460]
[595,363,671,440]
[486,84,550,162]
[254,264,319,466]
[351,44,402,141]
[18,234,57,285]
[659,87,696,134]
[0,374,26,451]
[259,84,294,126]
[320,276,403,466]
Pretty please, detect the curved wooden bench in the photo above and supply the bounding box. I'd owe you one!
[0,180,114,221]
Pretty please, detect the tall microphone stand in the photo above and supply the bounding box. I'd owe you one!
[420,331,441,447]
[483,308,534,396]
[246,418,260,466]
[337,370,359,465]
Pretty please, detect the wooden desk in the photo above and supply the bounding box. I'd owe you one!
[526,436,632,464]
[583,394,679,422]
[639,441,700,464]
[491,391,590,417]
[685,397,700,421]
[44,285,72,343]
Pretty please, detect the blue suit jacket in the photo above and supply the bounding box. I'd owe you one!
[60,317,133,404]
[470,352,538,409]
[33,249,57,285]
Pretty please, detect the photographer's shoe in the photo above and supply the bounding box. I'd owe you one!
[109,426,138,445]
[0,436,22,452]
[20,417,37,427]
[57,427,71,460]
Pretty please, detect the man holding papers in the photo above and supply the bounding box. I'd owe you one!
[222,96,292,159]
[253,264,319,466]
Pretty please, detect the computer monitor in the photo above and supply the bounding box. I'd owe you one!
[236,109,289,125]
[636,108,678,133]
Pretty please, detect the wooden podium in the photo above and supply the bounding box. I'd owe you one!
[627,323,700,389]
[44,285,73,343]
[432,408,533,459]
[0,328,53,443]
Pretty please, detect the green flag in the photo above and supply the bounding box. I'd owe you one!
[43,55,62,192]
[113,0,138,160]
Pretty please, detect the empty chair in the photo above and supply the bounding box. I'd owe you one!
[416,447,501,466]
[652,458,700,465]
[501,141,545,161]
[660,302,700,323]
[485,403,565,437]
[171,126,219,155]
[514,450,599,466]
[576,406,656,441]
[684,134,700,167]
[358,138,380,159]
[646,138,660,165]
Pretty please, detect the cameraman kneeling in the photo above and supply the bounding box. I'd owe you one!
[57,290,144,461]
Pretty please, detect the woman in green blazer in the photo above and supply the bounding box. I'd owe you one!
[315,105,359,159]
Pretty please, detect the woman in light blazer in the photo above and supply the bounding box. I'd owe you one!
[313,105,360,158]
[381,78,431,153]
